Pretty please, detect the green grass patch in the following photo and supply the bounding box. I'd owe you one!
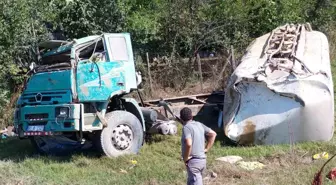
[0,127,336,185]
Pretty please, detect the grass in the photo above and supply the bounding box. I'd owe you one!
[1,126,336,185]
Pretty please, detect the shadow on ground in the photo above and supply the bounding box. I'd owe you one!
[0,133,175,163]
[145,134,168,144]
[0,138,101,163]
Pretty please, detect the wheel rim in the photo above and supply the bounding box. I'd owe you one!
[111,124,133,151]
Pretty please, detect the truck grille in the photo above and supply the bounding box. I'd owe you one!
[21,91,71,105]
[25,113,49,121]
[28,122,48,126]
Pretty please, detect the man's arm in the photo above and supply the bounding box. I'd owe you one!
[204,129,217,152]
[183,138,192,163]
[201,123,217,152]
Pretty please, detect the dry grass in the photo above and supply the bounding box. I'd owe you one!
[205,150,336,185]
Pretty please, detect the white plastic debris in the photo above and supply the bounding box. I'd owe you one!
[215,156,243,164]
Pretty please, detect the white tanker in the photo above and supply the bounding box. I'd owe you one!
[222,23,334,145]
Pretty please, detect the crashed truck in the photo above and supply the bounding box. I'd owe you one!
[13,33,177,156]
[222,23,334,145]
[12,23,334,157]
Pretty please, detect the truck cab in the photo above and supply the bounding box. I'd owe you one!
[14,33,146,157]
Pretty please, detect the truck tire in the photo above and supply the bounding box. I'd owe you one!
[99,111,143,157]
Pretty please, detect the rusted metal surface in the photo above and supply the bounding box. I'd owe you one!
[143,92,222,106]
[238,121,256,145]
[223,23,334,145]
[143,91,224,125]
[149,104,215,118]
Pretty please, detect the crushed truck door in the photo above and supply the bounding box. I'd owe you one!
[76,33,136,101]
[103,33,137,92]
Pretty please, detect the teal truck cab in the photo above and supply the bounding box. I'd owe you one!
[13,33,148,157]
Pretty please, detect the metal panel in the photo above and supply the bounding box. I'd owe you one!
[103,33,137,92]
[76,61,125,101]
[25,70,72,92]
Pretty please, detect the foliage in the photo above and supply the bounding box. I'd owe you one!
[50,0,124,39]
[0,0,54,127]
[117,0,163,53]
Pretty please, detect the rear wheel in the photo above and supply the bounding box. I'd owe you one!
[99,111,143,157]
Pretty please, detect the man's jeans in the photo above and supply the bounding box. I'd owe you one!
[186,158,206,185]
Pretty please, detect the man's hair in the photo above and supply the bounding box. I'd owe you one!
[180,107,193,122]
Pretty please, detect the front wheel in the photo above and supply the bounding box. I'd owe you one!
[99,111,144,157]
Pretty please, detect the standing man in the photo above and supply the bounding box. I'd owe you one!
[180,107,217,185]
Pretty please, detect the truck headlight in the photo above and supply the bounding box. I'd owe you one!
[60,108,68,116]
[56,107,70,118]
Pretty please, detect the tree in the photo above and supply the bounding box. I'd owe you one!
[0,0,54,127]
[49,0,124,39]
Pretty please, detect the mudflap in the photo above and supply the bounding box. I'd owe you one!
[31,135,93,156]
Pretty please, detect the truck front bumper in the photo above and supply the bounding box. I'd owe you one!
[14,104,82,136]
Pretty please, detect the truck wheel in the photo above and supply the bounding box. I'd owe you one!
[100,111,143,157]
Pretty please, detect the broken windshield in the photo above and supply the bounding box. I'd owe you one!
[75,37,106,63]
